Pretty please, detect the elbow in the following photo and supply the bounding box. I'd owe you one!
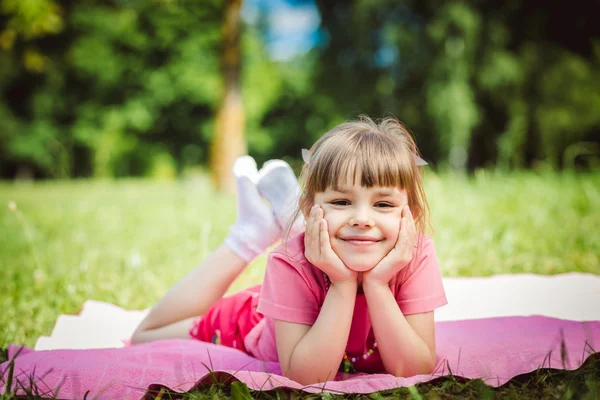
[393,355,436,378]
[284,373,313,386]
[284,369,336,386]
[410,349,437,376]
[283,364,338,385]
[282,349,339,384]
[424,350,437,374]
[417,353,437,375]
[420,356,436,375]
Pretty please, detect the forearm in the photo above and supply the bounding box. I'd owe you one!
[131,317,197,344]
[363,281,435,377]
[287,281,357,384]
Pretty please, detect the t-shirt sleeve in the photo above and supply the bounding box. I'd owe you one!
[395,236,448,315]
[257,251,321,325]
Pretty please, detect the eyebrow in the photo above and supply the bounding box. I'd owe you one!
[330,188,351,194]
[330,188,398,197]
[374,189,397,197]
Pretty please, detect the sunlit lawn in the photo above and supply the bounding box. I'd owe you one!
[1,170,599,398]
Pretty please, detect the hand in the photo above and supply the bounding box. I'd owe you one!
[304,205,358,285]
[363,205,417,287]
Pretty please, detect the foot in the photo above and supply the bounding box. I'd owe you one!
[224,156,282,262]
[257,159,305,238]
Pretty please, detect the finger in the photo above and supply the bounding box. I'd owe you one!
[395,214,405,248]
[400,217,414,253]
[304,209,312,258]
[402,205,416,237]
[398,217,408,248]
[310,206,320,252]
[319,218,329,256]
[304,206,312,239]
[317,206,327,256]
[405,206,417,239]
[306,206,317,251]
[404,216,417,255]
[409,220,417,248]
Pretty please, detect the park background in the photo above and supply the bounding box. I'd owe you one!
[1,0,599,374]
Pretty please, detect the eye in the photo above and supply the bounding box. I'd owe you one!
[331,199,350,206]
[375,202,394,208]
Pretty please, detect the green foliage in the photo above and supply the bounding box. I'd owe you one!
[230,381,252,400]
[426,3,481,171]
[0,0,63,42]
[0,0,599,177]
[536,50,600,165]
[312,0,600,171]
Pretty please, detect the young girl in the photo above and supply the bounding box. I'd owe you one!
[131,116,447,385]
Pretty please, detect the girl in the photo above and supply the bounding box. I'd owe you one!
[131,116,447,385]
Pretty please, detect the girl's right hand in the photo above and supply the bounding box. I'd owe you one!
[304,205,358,285]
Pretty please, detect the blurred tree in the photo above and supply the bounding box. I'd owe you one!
[0,0,67,178]
[0,0,288,180]
[0,0,224,179]
[471,2,600,170]
[211,0,244,193]
[312,0,600,171]
[67,0,223,178]
[425,2,480,172]
[0,0,63,46]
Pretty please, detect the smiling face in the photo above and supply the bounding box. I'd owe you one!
[313,183,408,272]
[297,118,430,271]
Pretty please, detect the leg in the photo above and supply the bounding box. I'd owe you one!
[130,157,281,344]
[130,244,248,344]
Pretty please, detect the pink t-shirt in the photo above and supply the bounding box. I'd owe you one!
[243,232,448,373]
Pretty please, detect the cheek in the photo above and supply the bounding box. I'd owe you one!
[322,213,339,236]
[382,218,402,242]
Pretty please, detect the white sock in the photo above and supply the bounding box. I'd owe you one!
[257,160,305,238]
[225,156,282,262]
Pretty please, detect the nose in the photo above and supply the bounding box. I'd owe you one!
[349,206,374,228]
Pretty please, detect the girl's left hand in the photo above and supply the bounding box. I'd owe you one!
[363,205,417,287]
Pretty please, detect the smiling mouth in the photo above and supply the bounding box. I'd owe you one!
[340,237,382,246]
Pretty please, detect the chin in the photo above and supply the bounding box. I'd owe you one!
[346,264,375,272]
[342,258,379,272]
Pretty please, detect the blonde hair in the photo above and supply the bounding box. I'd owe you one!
[287,115,432,240]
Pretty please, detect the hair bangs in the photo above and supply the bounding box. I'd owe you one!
[308,140,357,192]
[308,128,416,191]
[347,132,415,189]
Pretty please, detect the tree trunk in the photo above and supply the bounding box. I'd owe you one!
[211,0,245,193]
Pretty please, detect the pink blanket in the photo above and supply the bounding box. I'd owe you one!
[2,315,598,399]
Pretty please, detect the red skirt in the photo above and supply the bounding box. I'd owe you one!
[188,285,264,354]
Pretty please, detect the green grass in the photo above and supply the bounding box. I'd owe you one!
[1,171,599,399]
